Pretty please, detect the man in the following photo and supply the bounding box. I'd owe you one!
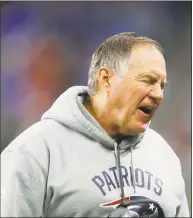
[1,32,189,217]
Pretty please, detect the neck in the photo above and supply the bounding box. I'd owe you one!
[84,95,118,137]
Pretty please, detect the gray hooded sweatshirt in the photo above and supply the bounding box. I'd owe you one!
[1,86,189,217]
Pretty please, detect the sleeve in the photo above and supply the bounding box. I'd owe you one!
[177,188,190,217]
[1,148,47,217]
[175,158,190,217]
[159,134,190,217]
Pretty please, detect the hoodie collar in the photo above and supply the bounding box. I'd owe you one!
[42,86,147,150]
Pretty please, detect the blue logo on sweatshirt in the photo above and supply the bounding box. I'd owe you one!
[91,166,163,196]
[101,195,160,217]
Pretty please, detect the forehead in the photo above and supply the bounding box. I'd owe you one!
[128,45,166,78]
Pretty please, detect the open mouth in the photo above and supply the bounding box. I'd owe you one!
[138,107,153,115]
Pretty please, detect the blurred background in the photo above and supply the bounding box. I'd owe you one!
[1,1,191,213]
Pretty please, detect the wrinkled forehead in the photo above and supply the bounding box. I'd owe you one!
[129,45,166,69]
[127,45,166,78]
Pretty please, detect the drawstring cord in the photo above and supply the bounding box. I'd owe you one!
[114,141,125,204]
[113,141,136,205]
[130,146,136,193]
[112,141,166,218]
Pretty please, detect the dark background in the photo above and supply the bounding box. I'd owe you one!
[1,1,191,212]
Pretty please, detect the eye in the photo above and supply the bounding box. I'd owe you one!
[161,81,167,90]
[161,83,165,90]
[141,77,157,85]
[141,78,166,91]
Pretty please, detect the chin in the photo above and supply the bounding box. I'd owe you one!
[131,128,146,135]
[125,123,148,135]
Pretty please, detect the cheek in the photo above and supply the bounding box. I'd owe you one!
[131,84,151,101]
[109,84,128,108]
[121,86,150,117]
[122,84,145,105]
[109,83,149,110]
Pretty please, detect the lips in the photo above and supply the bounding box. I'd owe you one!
[137,105,156,118]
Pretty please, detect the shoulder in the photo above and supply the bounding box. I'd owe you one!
[144,128,181,170]
[144,128,168,145]
[2,121,46,152]
[2,119,69,151]
[1,121,51,172]
[1,119,73,162]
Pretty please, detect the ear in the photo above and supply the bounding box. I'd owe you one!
[97,67,113,93]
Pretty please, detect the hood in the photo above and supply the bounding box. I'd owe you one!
[41,86,147,150]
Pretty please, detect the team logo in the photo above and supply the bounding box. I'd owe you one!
[101,195,159,217]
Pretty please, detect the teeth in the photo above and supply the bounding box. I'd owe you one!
[146,107,152,111]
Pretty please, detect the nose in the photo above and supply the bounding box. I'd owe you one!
[148,84,164,102]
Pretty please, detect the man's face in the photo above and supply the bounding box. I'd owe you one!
[107,45,167,135]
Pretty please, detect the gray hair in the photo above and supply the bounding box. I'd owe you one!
[88,32,163,95]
